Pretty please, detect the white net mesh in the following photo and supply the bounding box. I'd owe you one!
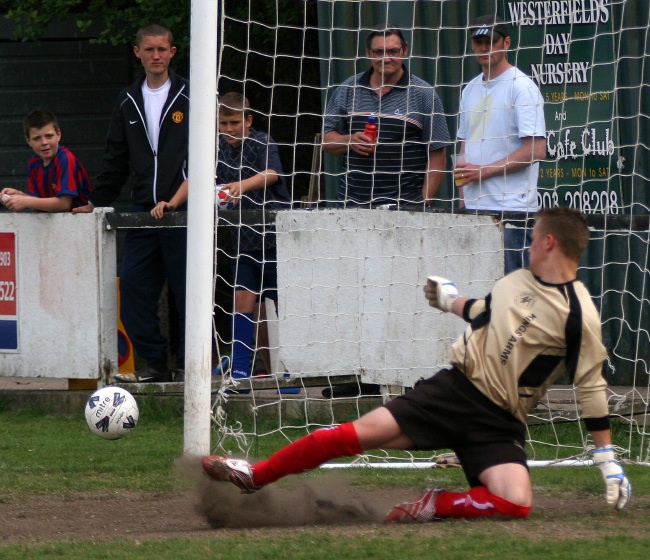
[209,0,650,466]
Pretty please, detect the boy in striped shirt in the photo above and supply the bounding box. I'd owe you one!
[1,108,92,212]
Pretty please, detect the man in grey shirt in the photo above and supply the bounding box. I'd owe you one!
[323,24,450,207]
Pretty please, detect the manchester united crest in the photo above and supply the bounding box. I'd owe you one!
[172,111,184,124]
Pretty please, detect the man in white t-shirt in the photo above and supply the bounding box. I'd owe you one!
[455,15,546,274]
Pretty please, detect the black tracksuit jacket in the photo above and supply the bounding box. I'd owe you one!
[90,71,190,208]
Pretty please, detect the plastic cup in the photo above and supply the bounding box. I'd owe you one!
[451,154,467,187]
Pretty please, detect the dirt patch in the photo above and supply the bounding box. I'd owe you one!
[1,462,646,545]
[1,492,212,544]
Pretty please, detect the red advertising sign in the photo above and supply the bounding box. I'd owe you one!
[0,232,18,351]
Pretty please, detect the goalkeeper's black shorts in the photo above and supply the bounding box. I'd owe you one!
[383,366,528,487]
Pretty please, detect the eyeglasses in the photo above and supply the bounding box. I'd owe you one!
[369,47,403,58]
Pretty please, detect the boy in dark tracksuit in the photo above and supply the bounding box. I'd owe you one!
[216,92,291,384]
[75,23,189,382]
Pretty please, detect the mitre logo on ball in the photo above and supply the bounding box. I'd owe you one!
[85,386,139,440]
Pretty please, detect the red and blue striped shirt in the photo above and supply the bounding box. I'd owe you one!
[27,145,93,209]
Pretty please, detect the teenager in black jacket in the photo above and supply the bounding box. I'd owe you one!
[76,23,189,383]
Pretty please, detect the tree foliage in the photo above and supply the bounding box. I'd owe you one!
[4,0,190,69]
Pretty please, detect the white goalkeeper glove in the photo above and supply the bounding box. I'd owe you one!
[424,276,460,313]
[593,446,631,510]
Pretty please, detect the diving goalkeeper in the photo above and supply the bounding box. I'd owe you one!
[203,207,631,521]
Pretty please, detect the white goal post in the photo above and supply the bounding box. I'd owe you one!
[182,0,650,466]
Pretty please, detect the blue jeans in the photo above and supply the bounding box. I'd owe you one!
[119,216,187,370]
[504,225,532,275]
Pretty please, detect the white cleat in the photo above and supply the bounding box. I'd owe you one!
[202,455,262,494]
[384,486,444,523]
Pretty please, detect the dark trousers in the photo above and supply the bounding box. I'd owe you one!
[119,221,187,370]
[504,225,532,275]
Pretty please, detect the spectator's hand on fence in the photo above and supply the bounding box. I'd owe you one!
[424,276,460,313]
[594,446,631,510]
[2,192,32,212]
[72,203,94,214]
[1,188,22,198]
[151,201,175,219]
[222,183,241,207]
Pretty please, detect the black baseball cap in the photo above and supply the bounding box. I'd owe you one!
[470,15,509,39]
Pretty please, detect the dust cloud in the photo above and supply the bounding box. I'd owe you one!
[176,455,396,528]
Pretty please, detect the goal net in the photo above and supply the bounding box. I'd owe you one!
[208,0,650,467]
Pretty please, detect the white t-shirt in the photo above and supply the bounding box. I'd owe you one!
[457,66,546,211]
[142,79,171,153]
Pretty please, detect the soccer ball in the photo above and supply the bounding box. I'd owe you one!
[84,386,139,440]
[216,185,235,210]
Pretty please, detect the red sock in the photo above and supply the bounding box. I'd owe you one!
[251,422,362,487]
[434,486,530,519]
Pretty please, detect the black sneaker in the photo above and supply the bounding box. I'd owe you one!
[321,382,382,398]
[114,365,173,383]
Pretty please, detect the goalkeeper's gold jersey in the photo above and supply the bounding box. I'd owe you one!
[450,269,609,424]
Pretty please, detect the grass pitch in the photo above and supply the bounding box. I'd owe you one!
[0,404,648,559]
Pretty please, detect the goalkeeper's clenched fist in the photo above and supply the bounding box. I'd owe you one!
[424,276,460,313]
[594,446,632,510]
